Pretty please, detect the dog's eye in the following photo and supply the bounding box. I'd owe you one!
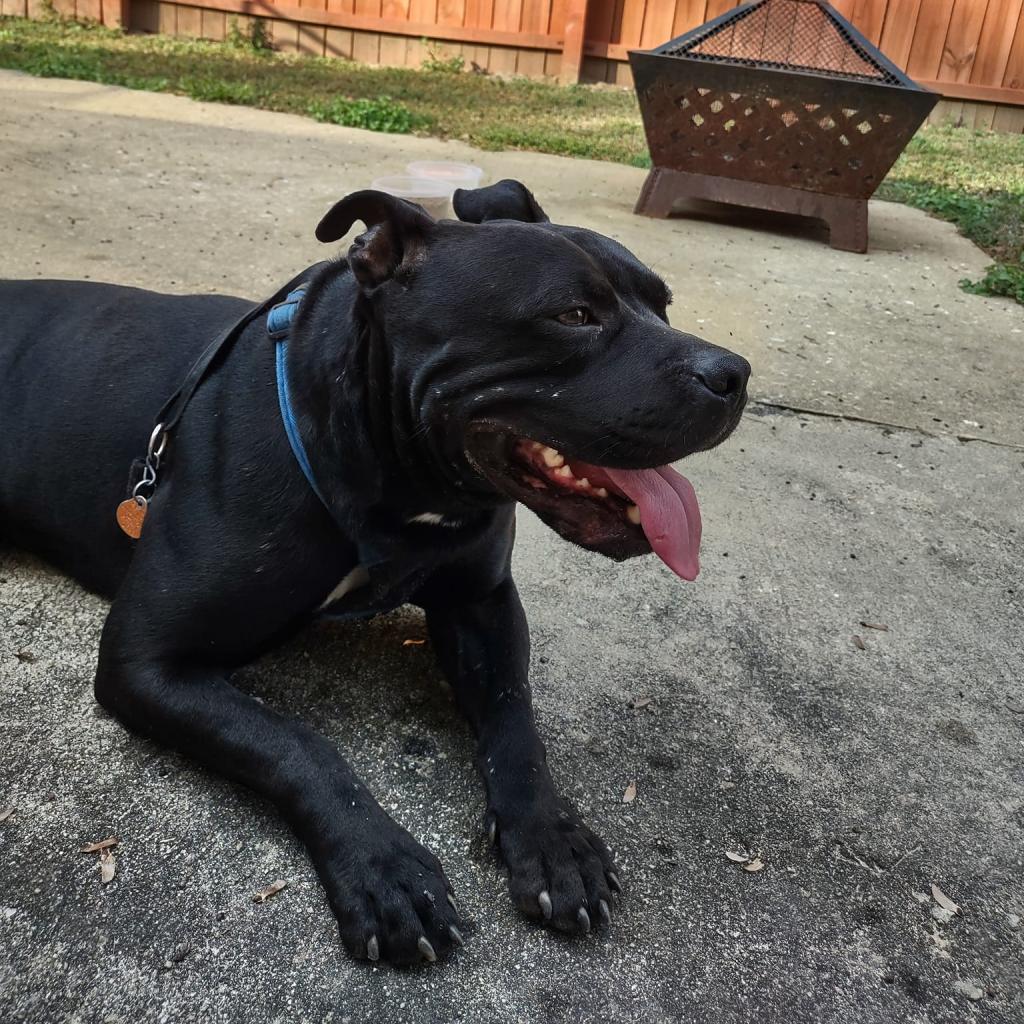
[556,308,591,326]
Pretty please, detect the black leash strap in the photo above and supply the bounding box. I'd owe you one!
[128,269,313,504]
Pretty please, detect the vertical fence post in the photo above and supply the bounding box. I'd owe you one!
[559,0,590,84]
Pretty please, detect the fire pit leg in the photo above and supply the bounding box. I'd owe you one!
[634,167,871,253]
[823,197,869,254]
[634,169,678,218]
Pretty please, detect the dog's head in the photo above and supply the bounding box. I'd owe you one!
[316,181,749,581]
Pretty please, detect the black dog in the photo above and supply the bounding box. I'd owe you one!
[0,181,749,965]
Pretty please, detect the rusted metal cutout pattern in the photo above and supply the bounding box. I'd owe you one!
[635,66,930,199]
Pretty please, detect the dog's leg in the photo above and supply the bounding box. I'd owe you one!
[95,564,464,965]
[426,577,618,933]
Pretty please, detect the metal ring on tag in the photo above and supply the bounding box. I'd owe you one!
[132,475,153,499]
[148,423,168,461]
[132,460,158,499]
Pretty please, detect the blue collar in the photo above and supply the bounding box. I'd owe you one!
[267,287,330,510]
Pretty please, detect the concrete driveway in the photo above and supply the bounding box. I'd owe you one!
[1,71,1021,1024]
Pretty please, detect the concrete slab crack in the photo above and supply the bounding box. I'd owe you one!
[751,399,1024,451]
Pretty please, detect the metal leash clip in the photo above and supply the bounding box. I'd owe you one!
[116,423,167,540]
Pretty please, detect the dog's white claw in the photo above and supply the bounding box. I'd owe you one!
[599,899,612,926]
[447,891,459,912]
[538,890,553,920]
[448,925,464,947]
[418,936,437,962]
[366,934,379,962]
[488,818,497,845]
[577,906,591,934]
[607,871,622,893]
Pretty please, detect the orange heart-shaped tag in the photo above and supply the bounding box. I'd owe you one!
[116,497,147,539]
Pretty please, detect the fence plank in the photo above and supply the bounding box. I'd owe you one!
[324,24,354,54]
[351,27,380,60]
[491,0,522,34]
[905,0,955,79]
[939,0,989,84]
[378,31,407,62]
[992,102,1024,129]
[1004,11,1024,88]
[547,0,565,35]
[672,1,708,40]
[878,0,922,68]
[437,0,464,28]
[850,0,887,44]
[617,0,646,48]
[175,3,202,34]
[157,0,177,33]
[201,8,226,36]
[972,0,1024,85]
[704,0,736,19]
[639,0,676,48]
[585,0,613,45]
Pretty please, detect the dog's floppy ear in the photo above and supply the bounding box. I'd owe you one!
[315,190,435,288]
[452,179,550,224]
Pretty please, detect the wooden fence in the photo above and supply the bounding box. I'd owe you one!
[10,0,1024,126]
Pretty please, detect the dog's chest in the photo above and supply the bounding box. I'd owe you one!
[314,524,454,620]
[318,565,370,611]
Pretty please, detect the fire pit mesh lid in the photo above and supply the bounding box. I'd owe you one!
[663,0,904,86]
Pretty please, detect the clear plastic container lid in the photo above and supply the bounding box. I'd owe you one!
[370,175,456,198]
[404,162,485,187]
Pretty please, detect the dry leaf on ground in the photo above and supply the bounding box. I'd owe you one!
[859,622,890,632]
[622,781,637,804]
[852,635,866,650]
[0,807,14,823]
[402,639,426,647]
[253,879,288,903]
[80,836,119,854]
[99,849,116,884]
[744,858,765,873]
[725,850,749,863]
[931,883,960,915]
[628,697,653,710]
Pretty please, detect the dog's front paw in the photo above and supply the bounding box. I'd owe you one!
[319,821,466,966]
[491,798,620,934]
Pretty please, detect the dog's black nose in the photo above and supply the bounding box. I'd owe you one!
[694,353,750,398]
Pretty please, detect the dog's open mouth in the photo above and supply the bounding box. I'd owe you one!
[466,431,702,580]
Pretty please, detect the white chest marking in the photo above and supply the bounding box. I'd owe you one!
[318,565,370,611]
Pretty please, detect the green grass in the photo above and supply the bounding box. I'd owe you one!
[876,128,1024,303]
[0,15,1022,302]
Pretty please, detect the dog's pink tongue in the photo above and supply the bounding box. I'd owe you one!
[604,466,702,581]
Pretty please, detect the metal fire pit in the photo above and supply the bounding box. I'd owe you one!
[628,0,938,251]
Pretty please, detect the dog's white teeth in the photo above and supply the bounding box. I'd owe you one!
[577,477,591,489]
[626,504,641,525]
[530,441,544,452]
[594,487,608,498]
[541,446,565,468]
[554,464,573,479]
